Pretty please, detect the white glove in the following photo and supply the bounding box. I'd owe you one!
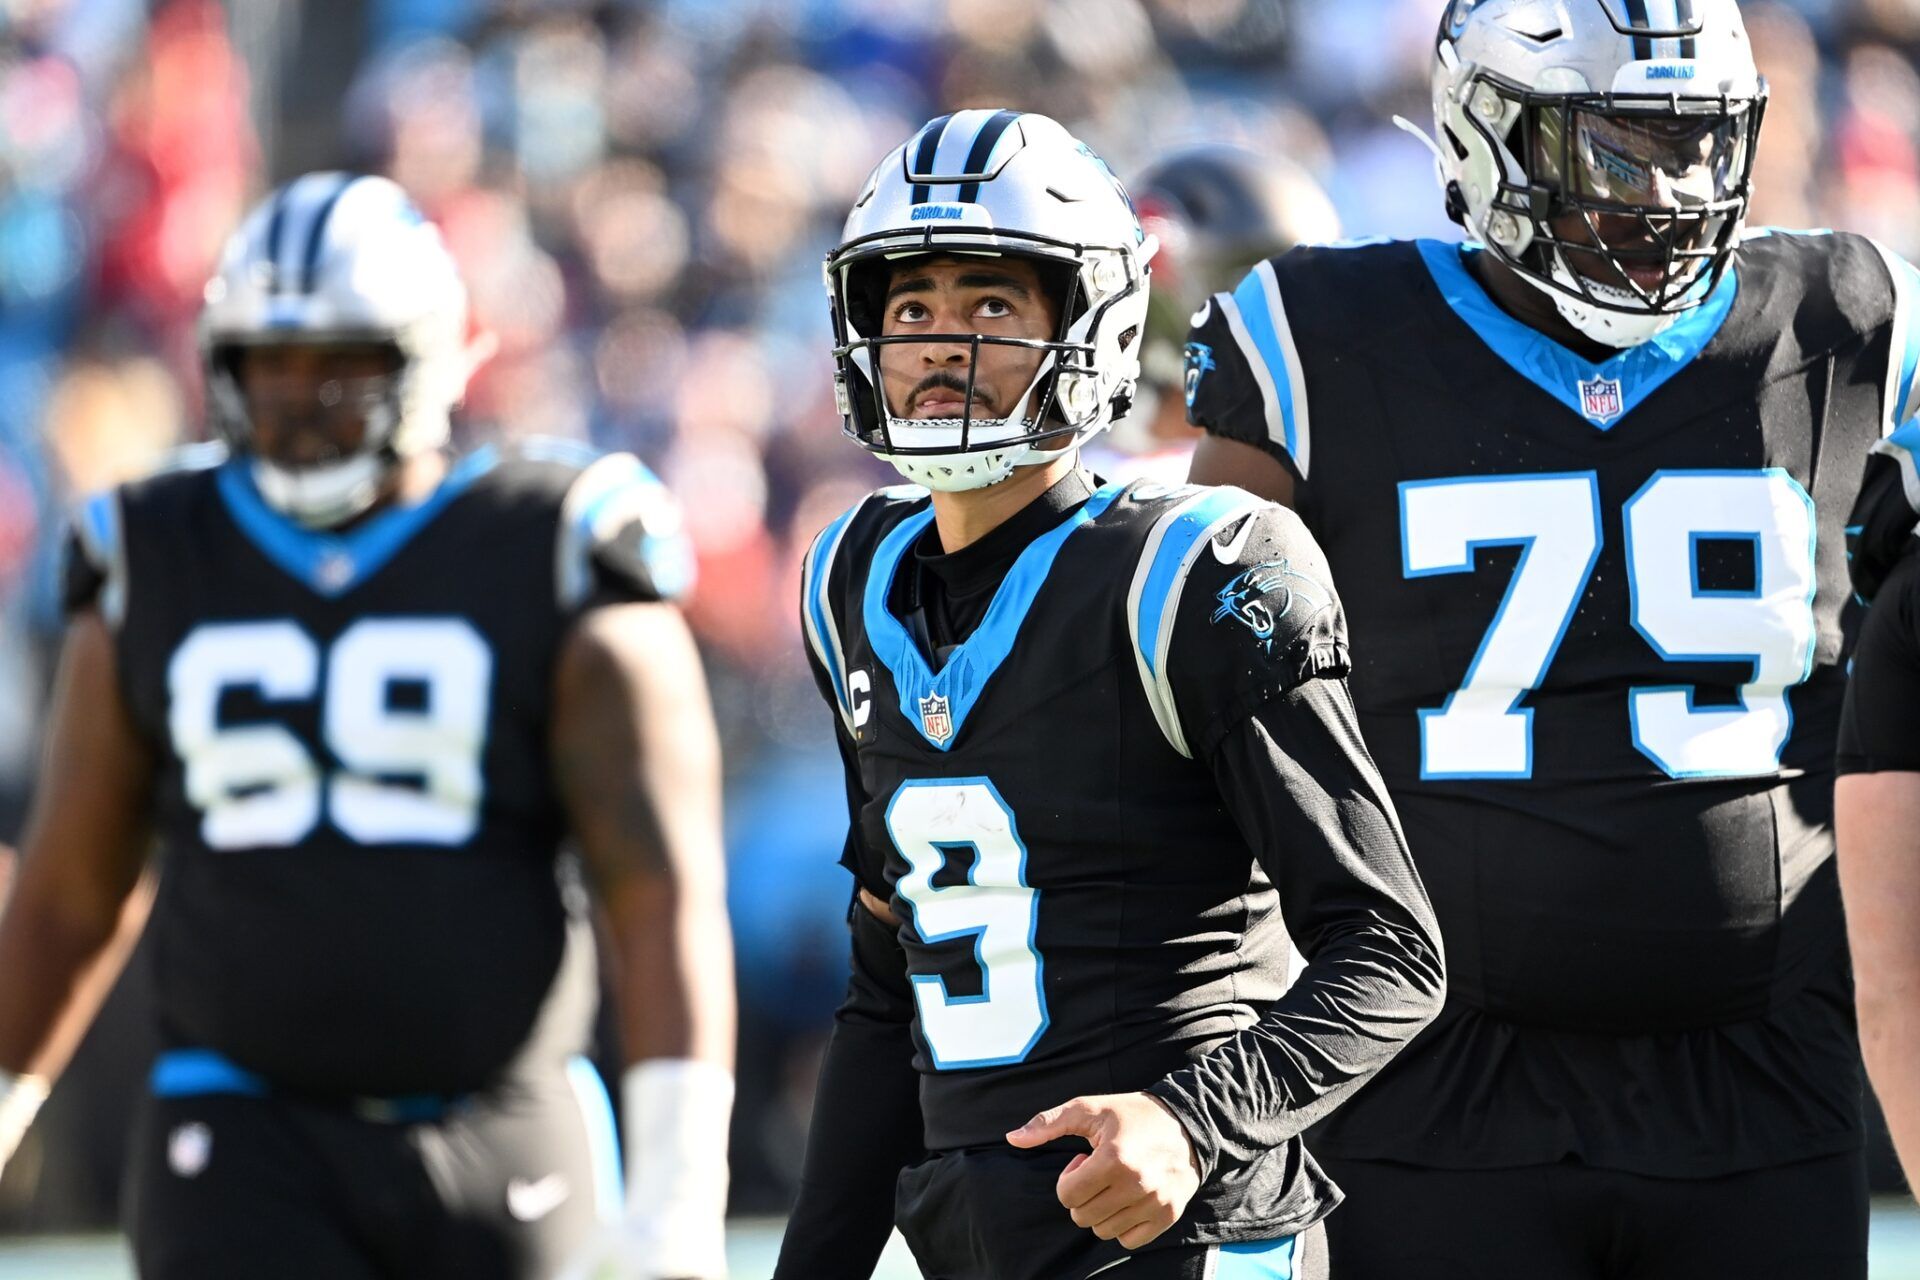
[0,1069,48,1177]
[559,1059,733,1280]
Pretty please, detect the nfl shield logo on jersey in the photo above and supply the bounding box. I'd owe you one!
[1578,376,1624,426]
[918,693,953,745]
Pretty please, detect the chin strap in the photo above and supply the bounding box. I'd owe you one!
[1534,262,1686,349]
[1393,114,1449,177]
[251,450,393,528]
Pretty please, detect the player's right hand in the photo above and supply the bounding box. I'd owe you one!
[1006,1091,1202,1250]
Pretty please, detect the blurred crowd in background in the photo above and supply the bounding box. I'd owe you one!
[0,0,1917,1226]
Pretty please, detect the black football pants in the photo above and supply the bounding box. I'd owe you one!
[896,1145,1329,1280]
[1315,1149,1867,1280]
[124,1060,617,1280]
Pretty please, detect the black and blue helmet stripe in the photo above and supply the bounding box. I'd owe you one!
[956,110,1023,203]
[905,109,1026,205]
[261,172,362,295]
[908,113,953,205]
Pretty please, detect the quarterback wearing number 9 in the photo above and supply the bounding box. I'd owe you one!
[0,175,734,1280]
[774,111,1444,1280]
[1185,1,1907,1275]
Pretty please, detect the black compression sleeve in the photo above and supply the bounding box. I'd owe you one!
[771,901,922,1279]
[1147,677,1445,1181]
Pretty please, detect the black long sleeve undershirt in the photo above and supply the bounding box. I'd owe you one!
[770,900,922,1280]
[1146,677,1445,1181]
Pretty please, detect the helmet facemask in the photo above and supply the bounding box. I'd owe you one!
[1459,71,1764,343]
[207,334,413,528]
[829,228,1141,492]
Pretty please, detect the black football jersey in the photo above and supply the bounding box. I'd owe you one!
[63,440,690,1098]
[799,478,1439,1243]
[1188,231,1913,1172]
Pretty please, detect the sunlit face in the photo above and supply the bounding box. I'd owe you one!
[877,256,1061,423]
[230,341,403,469]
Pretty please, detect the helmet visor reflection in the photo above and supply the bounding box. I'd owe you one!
[1539,107,1751,209]
[1522,99,1758,307]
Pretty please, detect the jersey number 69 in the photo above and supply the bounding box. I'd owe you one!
[167,618,492,849]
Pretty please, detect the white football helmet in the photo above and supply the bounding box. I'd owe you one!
[200,172,471,526]
[1428,0,1766,347]
[826,110,1157,492]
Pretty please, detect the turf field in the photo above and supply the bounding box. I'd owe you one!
[4,1209,1920,1279]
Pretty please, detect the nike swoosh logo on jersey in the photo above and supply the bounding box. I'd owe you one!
[506,1173,571,1222]
[1190,298,1212,328]
[1211,513,1257,565]
[1086,1258,1134,1277]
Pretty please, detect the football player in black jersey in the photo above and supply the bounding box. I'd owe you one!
[771,109,1444,1280]
[0,174,734,1280]
[1836,430,1920,1196]
[1183,1,1911,1276]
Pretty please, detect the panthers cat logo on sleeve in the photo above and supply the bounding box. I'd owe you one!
[1211,559,1327,655]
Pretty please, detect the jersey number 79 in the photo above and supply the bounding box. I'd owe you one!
[1400,468,1817,781]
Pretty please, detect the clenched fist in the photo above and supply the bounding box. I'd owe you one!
[1005,1092,1202,1250]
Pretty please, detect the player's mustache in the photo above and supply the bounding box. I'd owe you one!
[907,372,994,415]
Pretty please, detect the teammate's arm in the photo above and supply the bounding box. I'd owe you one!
[772,655,923,1280]
[1836,555,1920,1191]
[1181,271,1304,507]
[0,608,157,1168]
[552,600,735,1280]
[1187,434,1294,506]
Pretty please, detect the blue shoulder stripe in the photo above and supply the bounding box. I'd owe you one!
[802,501,863,732]
[1126,486,1266,758]
[1219,262,1310,475]
[556,451,695,608]
[1873,418,1920,514]
[74,489,127,627]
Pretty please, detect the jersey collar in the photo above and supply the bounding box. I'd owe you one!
[1416,240,1739,431]
[864,483,1122,752]
[215,447,500,597]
